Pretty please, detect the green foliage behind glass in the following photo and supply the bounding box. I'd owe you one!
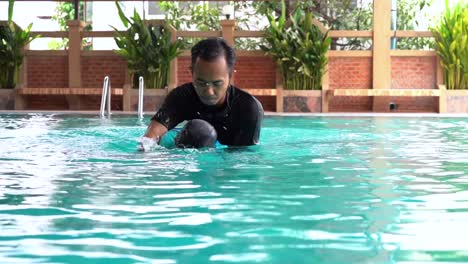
[49,1,92,50]
[430,0,467,90]
[238,0,370,50]
[157,1,221,49]
[0,0,38,88]
[112,1,182,89]
[396,0,434,49]
[236,0,433,50]
[261,0,331,90]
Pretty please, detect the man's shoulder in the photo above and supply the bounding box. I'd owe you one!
[230,85,263,113]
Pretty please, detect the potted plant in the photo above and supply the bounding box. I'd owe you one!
[261,0,331,112]
[112,1,182,90]
[0,0,38,89]
[431,0,468,112]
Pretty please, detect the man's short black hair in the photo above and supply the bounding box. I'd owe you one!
[191,37,236,75]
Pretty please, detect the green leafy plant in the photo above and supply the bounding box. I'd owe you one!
[158,1,187,30]
[0,0,38,88]
[396,0,434,50]
[238,0,368,50]
[112,1,182,89]
[261,0,331,90]
[157,1,221,49]
[188,2,221,31]
[49,1,93,50]
[430,0,467,90]
[237,0,432,50]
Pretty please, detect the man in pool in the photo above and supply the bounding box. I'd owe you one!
[141,37,264,150]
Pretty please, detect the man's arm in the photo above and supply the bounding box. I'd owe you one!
[144,120,168,139]
[139,120,169,151]
[230,96,264,146]
[140,85,190,150]
[139,121,168,151]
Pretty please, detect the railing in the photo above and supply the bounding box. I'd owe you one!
[138,76,144,119]
[100,76,111,118]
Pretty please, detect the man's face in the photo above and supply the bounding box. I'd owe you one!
[192,56,230,106]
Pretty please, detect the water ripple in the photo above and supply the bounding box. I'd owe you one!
[1,115,468,263]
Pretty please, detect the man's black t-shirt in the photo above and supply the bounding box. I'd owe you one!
[151,83,263,146]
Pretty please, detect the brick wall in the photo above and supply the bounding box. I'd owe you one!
[27,56,68,88]
[21,95,122,111]
[328,57,373,112]
[327,56,437,112]
[236,56,276,111]
[24,95,69,110]
[256,96,276,112]
[177,56,192,85]
[234,56,276,89]
[76,95,123,111]
[23,53,439,113]
[0,90,15,110]
[377,56,438,112]
[81,55,127,88]
[391,57,436,89]
[25,55,125,110]
[130,95,165,112]
[373,97,438,112]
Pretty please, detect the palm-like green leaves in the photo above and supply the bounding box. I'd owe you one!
[430,0,467,90]
[0,0,38,88]
[261,0,331,90]
[113,1,182,89]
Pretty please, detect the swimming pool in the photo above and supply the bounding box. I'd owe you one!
[1,113,468,263]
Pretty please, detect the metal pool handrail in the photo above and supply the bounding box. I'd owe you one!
[138,76,144,119]
[100,76,111,118]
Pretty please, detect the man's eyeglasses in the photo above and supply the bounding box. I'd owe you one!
[194,80,225,88]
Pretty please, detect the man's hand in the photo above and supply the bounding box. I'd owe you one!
[138,136,158,152]
[139,120,168,152]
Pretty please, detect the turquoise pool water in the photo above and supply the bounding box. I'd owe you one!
[1,113,468,264]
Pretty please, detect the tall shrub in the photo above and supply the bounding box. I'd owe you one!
[0,0,38,88]
[261,0,331,90]
[430,0,467,90]
[112,1,182,89]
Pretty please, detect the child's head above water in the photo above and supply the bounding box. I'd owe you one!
[175,119,217,149]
